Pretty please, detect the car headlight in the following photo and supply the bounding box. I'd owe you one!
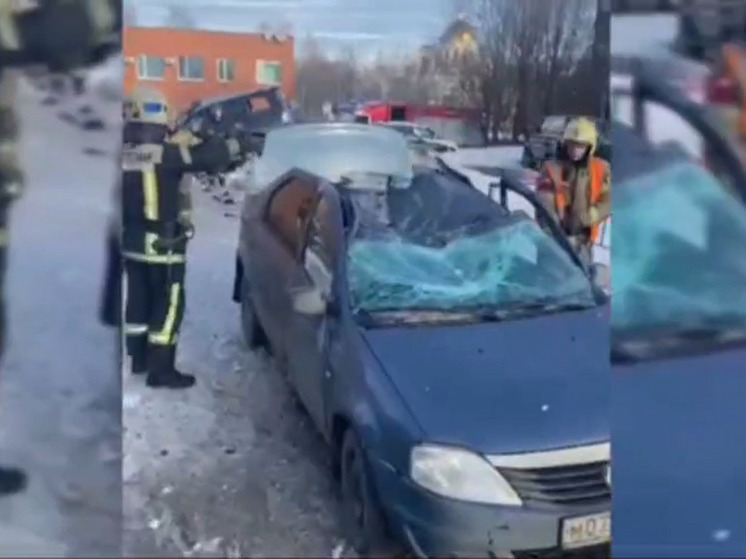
[409,444,523,506]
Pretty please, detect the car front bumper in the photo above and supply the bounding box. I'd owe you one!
[372,458,610,558]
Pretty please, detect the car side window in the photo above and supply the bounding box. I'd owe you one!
[265,176,320,260]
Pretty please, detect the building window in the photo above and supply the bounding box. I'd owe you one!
[217,58,236,82]
[137,56,166,80]
[256,60,282,86]
[178,56,205,81]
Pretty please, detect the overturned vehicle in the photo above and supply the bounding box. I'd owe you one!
[231,123,610,557]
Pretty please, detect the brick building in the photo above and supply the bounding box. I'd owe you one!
[123,27,296,111]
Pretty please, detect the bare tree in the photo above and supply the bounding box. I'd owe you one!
[451,0,600,141]
[296,39,432,116]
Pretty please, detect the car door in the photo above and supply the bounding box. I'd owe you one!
[285,188,343,432]
[247,175,321,349]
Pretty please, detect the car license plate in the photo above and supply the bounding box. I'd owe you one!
[561,512,611,549]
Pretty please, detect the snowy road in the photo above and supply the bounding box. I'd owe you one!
[122,186,345,557]
[0,77,121,556]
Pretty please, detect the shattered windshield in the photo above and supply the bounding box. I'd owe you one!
[348,219,595,313]
[613,161,746,337]
[256,124,414,185]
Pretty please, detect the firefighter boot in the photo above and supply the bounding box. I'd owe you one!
[146,345,195,389]
[0,464,26,496]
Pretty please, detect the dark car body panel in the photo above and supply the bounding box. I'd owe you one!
[361,307,610,455]
[613,346,746,557]
[612,83,746,557]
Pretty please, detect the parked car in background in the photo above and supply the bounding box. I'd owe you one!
[378,121,458,153]
[521,115,612,170]
[612,58,746,558]
[232,122,610,557]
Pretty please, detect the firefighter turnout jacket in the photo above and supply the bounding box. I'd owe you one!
[538,156,611,243]
[121,130,244,264]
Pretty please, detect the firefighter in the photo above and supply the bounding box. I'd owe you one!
[0,0,120,496]
[536,116,611,268]
[122,86,250,389]
[722,43,746,151]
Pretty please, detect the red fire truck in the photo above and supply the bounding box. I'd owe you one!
[353,102,486,147]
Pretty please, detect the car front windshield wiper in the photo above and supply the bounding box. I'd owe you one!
[353,307,503,327]
[482,300,598,320]
[611,323,746,363]
[354,300,597,327]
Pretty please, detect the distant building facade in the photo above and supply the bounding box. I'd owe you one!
[124,27,296,111]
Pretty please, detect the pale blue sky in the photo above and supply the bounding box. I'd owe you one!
[128,0,455,57]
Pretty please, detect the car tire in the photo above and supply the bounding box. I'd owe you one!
[340,428,398,557]
[240,277,268,351]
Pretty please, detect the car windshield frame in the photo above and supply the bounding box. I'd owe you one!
[613,158,746,341]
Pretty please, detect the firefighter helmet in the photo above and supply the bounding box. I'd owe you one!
[562,116,598,154]
[123,86,169,126]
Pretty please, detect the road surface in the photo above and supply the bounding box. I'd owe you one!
[122,183,346,557]
[0,76,121,556]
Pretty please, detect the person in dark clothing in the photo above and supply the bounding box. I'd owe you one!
[0,0,121,496]
[121,86,250,389]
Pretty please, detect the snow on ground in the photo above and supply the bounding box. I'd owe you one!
[0,75,121,556]
[122,181,346,557]
[451,145,525,169]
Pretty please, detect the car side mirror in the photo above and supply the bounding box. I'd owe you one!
[290,285,327,316]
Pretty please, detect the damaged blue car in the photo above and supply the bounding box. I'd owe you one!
[232,124,610,557]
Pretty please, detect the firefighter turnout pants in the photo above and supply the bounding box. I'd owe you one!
[124,256,186,369]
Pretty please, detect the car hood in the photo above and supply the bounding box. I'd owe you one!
[361,307,609,455]
[613,346,746,557]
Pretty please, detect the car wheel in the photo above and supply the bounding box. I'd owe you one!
[241,277,268,350]
[340,428,398,557]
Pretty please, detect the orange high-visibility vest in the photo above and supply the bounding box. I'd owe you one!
[542,158,606,242]
[722,43,746,140]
